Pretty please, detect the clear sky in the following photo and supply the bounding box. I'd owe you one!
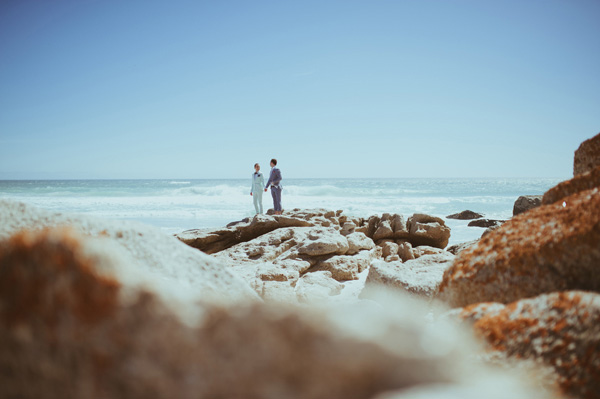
[1,0,599,179]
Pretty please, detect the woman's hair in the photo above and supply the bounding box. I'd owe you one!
[254,163,259,168]
[271,158,277,166]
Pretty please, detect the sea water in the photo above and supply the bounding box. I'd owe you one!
[0,178,563,246]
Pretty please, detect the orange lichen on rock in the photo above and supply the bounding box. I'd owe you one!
[0,228,120,329]
[543,165,600,205]
[438,187,600,308]
[461,291,600,399]
[574,132,600,176]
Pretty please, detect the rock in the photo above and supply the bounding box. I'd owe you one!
[406,214,451,249]
[256,264,300,282]
[176,213,312,254]
[297,228,349,256]
[446,210,484,220]
[0,218,556,399]
[340,221,356,236]
[373,219,394,241]
[294,271,344,303]
[446,240,478,255]
[467,219,505,228]
[438,187,600,308]
[362,252,455,298]
[574,132,600,176]
[382,241,399,258]
[543,165,600,205]
[481,225,501,238]
[396,240,414,262]
[312,250,376,281]
[258,281,299,303]
[513,195,543,216]
[346,232,375,255]
[0,200,257,305]
[455,291,600,399]
[391,214,410,239]
[411,245,446,258]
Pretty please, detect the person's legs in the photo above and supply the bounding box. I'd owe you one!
[256,190,263,214]
[270,187,277,212]
[253,192,260,214]
[273,187,282,213]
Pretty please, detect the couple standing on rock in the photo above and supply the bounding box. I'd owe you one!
[250,158,283,215]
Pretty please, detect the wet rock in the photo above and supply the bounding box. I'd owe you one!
[513,195,542,216]
[406,214,451,249]
[361,252,455,298]
[439,187,600,308]
[574,132,600,176]
[454,291,600,399]
[543,165,600,205]
[446,210,484,220]
[467,219,505,228]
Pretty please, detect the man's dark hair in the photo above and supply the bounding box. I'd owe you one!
[271,158,277,166]
[254,163,259,168]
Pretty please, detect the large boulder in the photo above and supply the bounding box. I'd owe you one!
[513,195,542,216]
[0,200,257,305]
[574,132,600,176]
[361,252,455,298]
[543,165,600,205]
[176,214,312,254]
[454,291,600,399]
[406,214,451,249]
[438,187,600,308]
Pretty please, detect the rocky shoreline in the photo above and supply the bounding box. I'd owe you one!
[0,133,599,398]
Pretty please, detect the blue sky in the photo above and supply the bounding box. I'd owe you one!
[1,0,599,179]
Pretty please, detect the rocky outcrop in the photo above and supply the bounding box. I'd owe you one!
[454,291,600,399]
[438,187,600,308]
[446,210,484,220]
[543,165,600,205]
[361,252,455,298]
[574,132,600,176]
[513,195,543,216]
[0,223,549,399]
[467,219,506,228]
[176,214,313,254]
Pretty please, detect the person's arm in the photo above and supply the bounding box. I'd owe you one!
[265,170,273,190]
[250,174,254,195]
[259,174,265,188]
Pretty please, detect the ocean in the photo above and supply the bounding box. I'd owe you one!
[0,178,564,246]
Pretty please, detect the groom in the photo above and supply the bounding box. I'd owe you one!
[264,158,283,215]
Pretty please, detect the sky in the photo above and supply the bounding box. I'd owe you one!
[1,0,599,179]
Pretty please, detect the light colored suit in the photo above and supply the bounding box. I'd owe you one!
[251,172,265,214]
